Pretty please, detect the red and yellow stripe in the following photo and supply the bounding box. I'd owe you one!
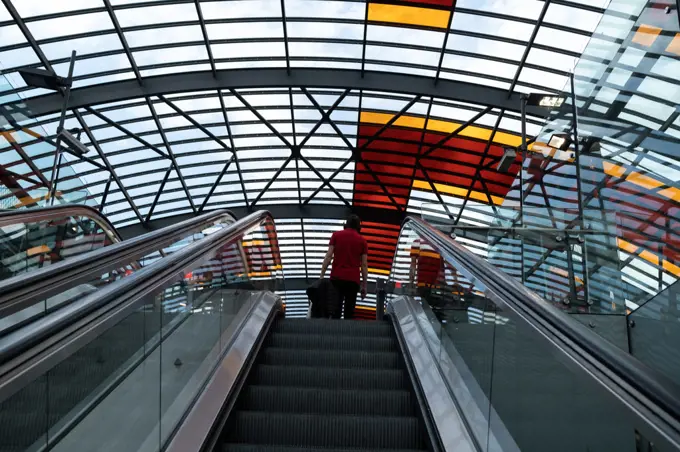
[367,0,454,29]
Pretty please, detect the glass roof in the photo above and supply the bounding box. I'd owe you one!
[0,0,615,314]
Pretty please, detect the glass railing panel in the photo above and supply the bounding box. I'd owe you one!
[0,214,236,340]
[628,280,680,384]
[0,262,136,339]
[137,219,234,268]
[0,210,115,281]
[390,221,494,451]
[486,298,638,452]
[391,218,661,452]
[421,205,641,351]
[0,214,282,452]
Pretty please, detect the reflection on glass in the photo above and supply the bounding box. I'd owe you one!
[629,280,680,383]
[0,215,282,452]
[0,212,115,281]
[391,220,641,451]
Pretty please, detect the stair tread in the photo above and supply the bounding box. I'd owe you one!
[273,319,392,337]
[261,348,401,370]
[220,319,428,451]
[226,411,426,450]
[223,444,427,452]
[239,385,416,416]
[268,333,398,351]
[252,364,409,390]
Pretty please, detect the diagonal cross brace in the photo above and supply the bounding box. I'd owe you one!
[145,98,197,213]
[74,110,145,224]
[305,94,422,207]
[83,107,169,159]
[419,107,492,159]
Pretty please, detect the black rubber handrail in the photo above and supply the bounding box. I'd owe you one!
[0,210,275,393]
[0,209,235,320]
[401,215,680,425]
[0,204,122,243]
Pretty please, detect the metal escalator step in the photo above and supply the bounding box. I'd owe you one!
[238,385,415,417]
[268,332,398,352]
[252,364,409,391]
[223,444,426,452]
[225,411,426,450]
[261,348,401,370]
[273,319,392,337]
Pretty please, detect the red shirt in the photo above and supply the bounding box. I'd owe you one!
[330,228,368,284]
[410,238,443,286]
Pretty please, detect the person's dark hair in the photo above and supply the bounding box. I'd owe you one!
[344,214,361,232]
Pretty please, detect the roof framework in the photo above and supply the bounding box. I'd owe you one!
[0,0,620,313]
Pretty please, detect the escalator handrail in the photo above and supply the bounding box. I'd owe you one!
[401,215,680,422]
[0,209,235,319]
[0,210,275,395]
[0,204,122,243]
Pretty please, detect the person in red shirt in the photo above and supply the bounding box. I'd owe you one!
[320,214,368,319]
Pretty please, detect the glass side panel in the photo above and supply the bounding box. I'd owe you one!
[0,216,282,452]
[421,204,634,349]
[0,215,234,340]
[0,210,116,281]
[390,221,650,452]
[629,280,680,383]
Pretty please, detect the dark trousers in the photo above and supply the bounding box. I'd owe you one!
[331,279,359,319]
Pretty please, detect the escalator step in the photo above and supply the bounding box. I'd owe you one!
[268,332,398,352]
[261,348,401,370]
[225,411,426,450]
[223,445,426,452]
[252,364,409,391]
[273,319,392,337]
[238,385,415,416]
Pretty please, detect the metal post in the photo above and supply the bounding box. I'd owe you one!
[376,279,386,320]
[519,94,527,228]
[49,50,76,205]
[519,95,528,285]
[570,72,590,305]
[564,236,578,305]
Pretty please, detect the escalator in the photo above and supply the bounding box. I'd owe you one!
[0,210,679,452]
[220,318,431,452]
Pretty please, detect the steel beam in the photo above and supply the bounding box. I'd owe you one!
[250,155,294,207]
[194,0,216,76]
[298,155,351,207]
[419,107,492,158]
[298,89,350,149]
[23,69,551,118]
[146,165,173,224]
[99,175,112,213]
[280,0,291,74]
[74,110,145,224]
[356,95,421,155]
[146,98,197,213]
[302,157,352,205]
[1,0,54,72]
[83,107,169,159]
[416,161,455,220]
[200,155,234,212]
[157,94,245,210]
[218,90,248,205]
[289,88,301,203]
[507,0,551,95]
[103,0,143,84]
[434,3,457,83]
[229,88,294,149]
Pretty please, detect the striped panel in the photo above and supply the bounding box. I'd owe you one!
[367,1,453,29]
[354,112,521,210]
